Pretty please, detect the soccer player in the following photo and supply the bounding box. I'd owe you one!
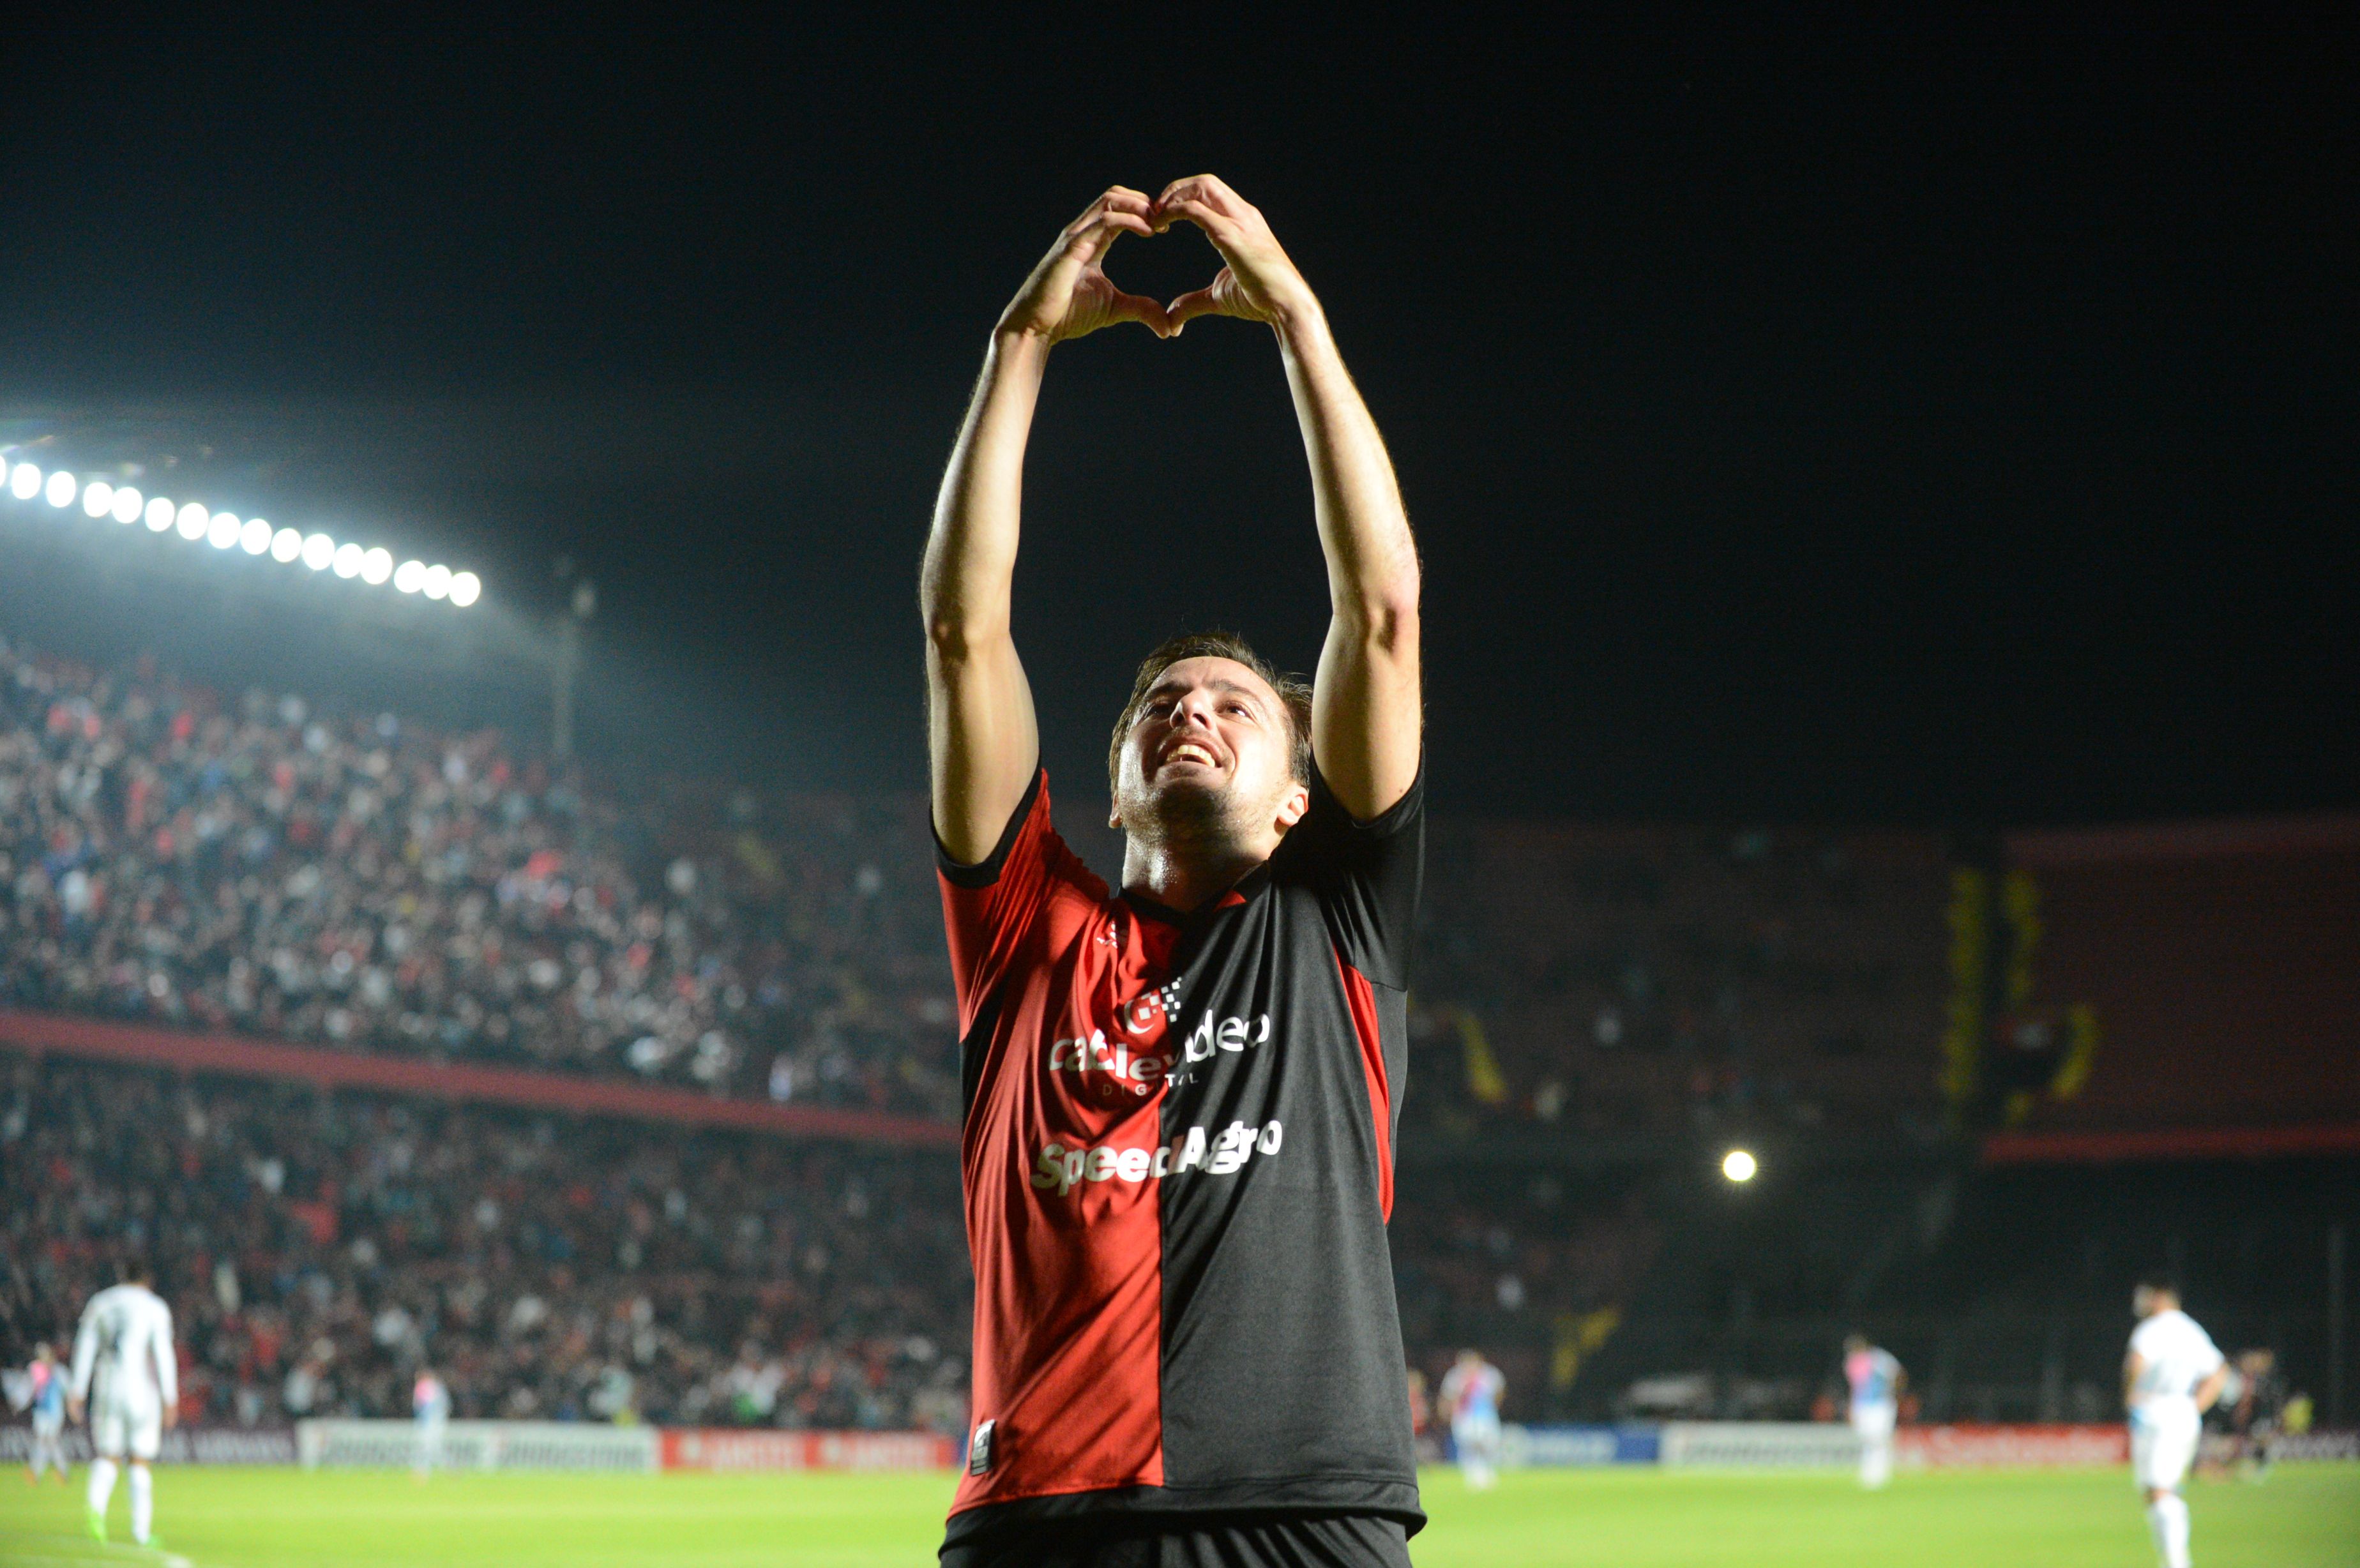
[413,1366,451,1480]
[923,176,1424,1566]
[1437,1350,1506,1491]
[67,1261,177,1547]
[24,1342,69,1484]
[1843,1332,1905,1489]
[2126,1275,2228,1568]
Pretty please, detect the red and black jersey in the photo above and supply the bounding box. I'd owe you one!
[937,764,1424,1549]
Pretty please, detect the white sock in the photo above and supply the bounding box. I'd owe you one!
[2157,1493,2190,1568]
[87,1456,117,1516]
[129,1464,154,1544]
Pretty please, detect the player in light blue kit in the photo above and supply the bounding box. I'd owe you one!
[1438,1349,1506,1490]
[1843,1333,1907,1488]
[24,1342,70,1484]
[412,1368,451,1480]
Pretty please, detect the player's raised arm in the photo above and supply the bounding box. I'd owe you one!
[921,189,1170,863]
[1157,175,1422,822]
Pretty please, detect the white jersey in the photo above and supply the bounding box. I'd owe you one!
[2128,1308,2222,1413]
[70,1283,177,1417]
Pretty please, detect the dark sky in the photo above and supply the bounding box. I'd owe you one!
[1,10,2352,827]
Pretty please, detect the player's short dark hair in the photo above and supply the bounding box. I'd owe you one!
[119,1258,152,1286]
[1109,631,1313,794]
[2136,1271,2181,1297]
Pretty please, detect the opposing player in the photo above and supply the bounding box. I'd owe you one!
[1843,1333,1906,1489]
[923,176,1424,1565]
[67,1261,177,1547]
[24,1342,69,1484]
[413,1366,451,1480]
[1437,1350,1506,1490]
[2126,1276,2228,1568]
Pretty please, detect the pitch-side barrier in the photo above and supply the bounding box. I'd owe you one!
[292,1419,955,1472]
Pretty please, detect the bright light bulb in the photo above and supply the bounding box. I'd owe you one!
[332,542,364,578]
[1721,1149,1758,1184]
[175,502,209,540]
[301,533,335,571]
[447,571,481,608]
[271,527,303,562]
[421,564,452,601]
[393,559,426,594]
[208,512,242,550]
[111,486,144,524]
[44,471,77,508]
[146,497,176,531]
[240,518,273,554]
[360,547,393,585]
[8,464,39,501]
[82,480,115,518]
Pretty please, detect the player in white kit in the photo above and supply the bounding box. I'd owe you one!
[1437,1349,1506,1490]
[66,1262,177,1547]
[2125,1276,2228,1568]
[1843,1333,1906,1488]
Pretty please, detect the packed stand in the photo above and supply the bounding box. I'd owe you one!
[0,636,961,1119]
[0,1052,971,1431]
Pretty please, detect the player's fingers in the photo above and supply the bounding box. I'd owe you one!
[1156,175,1238,214]
[1105,290,1174,338]
[1154,196,1235,245]
[1163,285,1223,335]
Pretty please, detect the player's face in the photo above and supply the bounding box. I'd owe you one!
[1112,658,1307,843]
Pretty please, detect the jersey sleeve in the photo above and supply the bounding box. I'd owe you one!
[151,1300,177,1410]
[68,1299,99,1402]
[1279,757,1425,990]
[936,769,1105,1037]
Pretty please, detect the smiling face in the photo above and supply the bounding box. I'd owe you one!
[1110,654,1311,851]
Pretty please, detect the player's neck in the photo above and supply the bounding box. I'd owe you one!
[1121,831,1273,914]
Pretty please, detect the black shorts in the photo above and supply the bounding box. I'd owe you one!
[940,1512,1413,1568]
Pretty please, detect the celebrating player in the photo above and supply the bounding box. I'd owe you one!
[1843,1333,1906,1489]
[67,1260,177,1548]
[2125,1276,2228,1568]
[23,1341,69,1484]
[1437,1350,1507,1491]
[922,176,1424,1566]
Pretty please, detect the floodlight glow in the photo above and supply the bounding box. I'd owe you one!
[421,564,452,600]
[175,502,209,540]
[270,527,303,562]
[393,559,425,593]
[1721,1149,1758,1184]
[208,512,242,550]
[145,497,175,531]
[332,541,364,578]
[300,532,335,571]
[110,486,143,524]
[44,471,77,508]
[240,518,272,554]
[82,481,116,518]
[448,571,481,608]
[359,547,393,585]
[8,464,40,500]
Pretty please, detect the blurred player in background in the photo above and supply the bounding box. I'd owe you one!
[2221,1348,2284,1481]
[2125,1276,2228,1568]
[1843,1333,1906,1489]
[1438,1350,1506,1490]
[413,1366,451,1480]
[68,1260,177,1547]
[23,1341,69,1483]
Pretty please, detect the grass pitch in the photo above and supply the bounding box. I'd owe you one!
[3,1463,2355,1566]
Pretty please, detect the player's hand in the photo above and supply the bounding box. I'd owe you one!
[1153,176,1318,335]
[162,1403,179,1431]
[997,189,1172,344]
[66,1396,82,1423]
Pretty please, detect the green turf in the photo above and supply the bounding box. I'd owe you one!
[4,1463,2355,1566]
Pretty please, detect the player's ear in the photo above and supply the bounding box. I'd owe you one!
[1275,783,1310,832]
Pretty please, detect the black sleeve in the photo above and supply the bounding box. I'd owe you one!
[1278,758,1425,990]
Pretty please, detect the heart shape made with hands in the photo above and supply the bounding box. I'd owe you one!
[1017,178,1302,345]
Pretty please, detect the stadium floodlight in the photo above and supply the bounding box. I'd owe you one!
[270,526,303,562]
[240,517,273,554]
[208,511,243,550]
[331,541,364,578]
[448,571,481,608]
[8,462,39,500]
[175,501,209,540]
[82,480,116,518]
[110,485,143,524]
[393,559,425,594]
[300,532,335,571]
[421,563,452,601]
[145,496,176,531]
[360,546,393,585]
[44,470,77,508]
[1721,1149,1759,1184]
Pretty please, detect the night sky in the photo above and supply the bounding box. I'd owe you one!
[2,11,2352,827]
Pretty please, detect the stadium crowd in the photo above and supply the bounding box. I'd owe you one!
[0,1052,972,1431]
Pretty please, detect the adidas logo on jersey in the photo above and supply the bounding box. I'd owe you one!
[1030,1120,1285,1196]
